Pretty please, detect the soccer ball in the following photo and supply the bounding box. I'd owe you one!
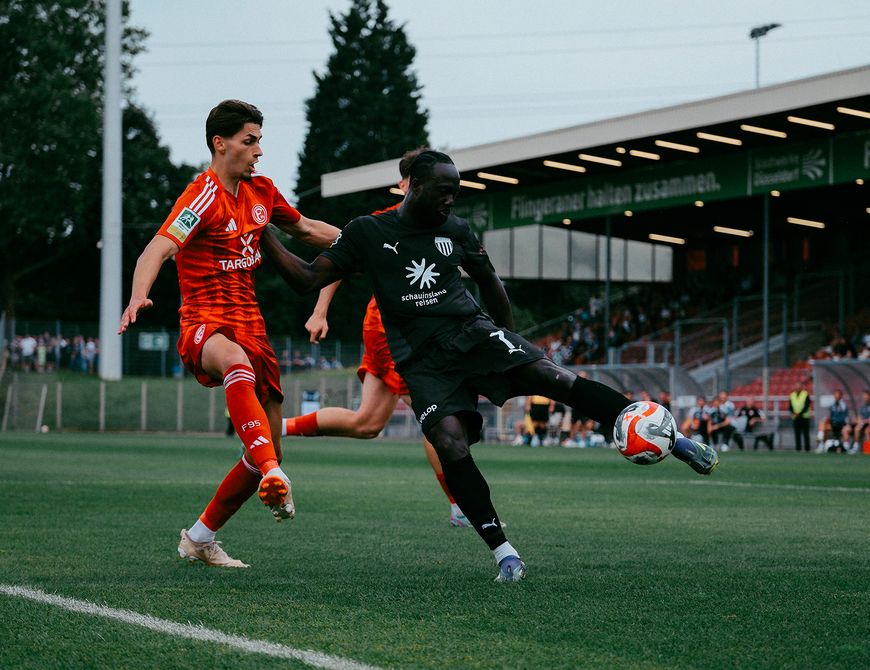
[613,401,676,465]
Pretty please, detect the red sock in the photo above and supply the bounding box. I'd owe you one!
[199,458,260,531]
[224,364,278,475]
[284,412,320,437]
[435,472,456,504]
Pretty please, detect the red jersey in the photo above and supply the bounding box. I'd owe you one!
[158,168,301,334]
[360,202,401,334]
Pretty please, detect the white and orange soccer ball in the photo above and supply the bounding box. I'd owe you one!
[613,401,676,465]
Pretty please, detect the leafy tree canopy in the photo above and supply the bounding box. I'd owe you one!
[261,0,429,341]
[0,1,195,327]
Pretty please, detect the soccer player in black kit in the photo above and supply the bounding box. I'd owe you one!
[261,151,718,582]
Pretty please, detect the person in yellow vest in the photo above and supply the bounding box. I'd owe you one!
[789,379,812,452]
[525,395,554,447]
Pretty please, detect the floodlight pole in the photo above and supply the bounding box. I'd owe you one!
[750,23,781,88]
[99,0,123,380]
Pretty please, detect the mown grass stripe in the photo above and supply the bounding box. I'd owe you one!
[0,584,386,670]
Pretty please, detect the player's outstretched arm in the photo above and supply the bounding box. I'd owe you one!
[466,262,514,331]
[306,281,341,343]
[273,214,341,250]
[118,235,179,334]
[260,228,342,294]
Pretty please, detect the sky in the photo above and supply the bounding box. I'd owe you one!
[129,0,870,198]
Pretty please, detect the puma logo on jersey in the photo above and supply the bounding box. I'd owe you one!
[383,242,399,254]
[224,218,238,233]
[481,518,498,529]
[490,330,524,354]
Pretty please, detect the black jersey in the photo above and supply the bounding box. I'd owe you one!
[321,208,493,365]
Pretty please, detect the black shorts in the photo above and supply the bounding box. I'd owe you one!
[400,317,545,444]
[529,404,550,423]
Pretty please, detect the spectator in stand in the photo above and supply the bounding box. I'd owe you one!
[735,398,766,450]
[819,389,851,453]
[789,379,812,452]
[35,335,46,372]
[547,401,567,446]
[718,390,736,419]
[289,350,308,371]
[19,334,37,371]
[84,337,98,374]
[657,390,672,412]
[58,335,70,369]
[854,390,870,452]
[525,395,554,447]
[708,397,734,452]
[681,396,710,443]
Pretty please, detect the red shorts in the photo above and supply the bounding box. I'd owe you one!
[357,327,409,396]
[177,323,283,404]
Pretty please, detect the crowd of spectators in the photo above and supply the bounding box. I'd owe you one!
[4,333,100,374]
[810,324,870,362]
[538,288,694,366]
[279,349,344,373]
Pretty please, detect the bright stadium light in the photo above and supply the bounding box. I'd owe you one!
[787,216,826,229]
[459,179,486,190]
[629,149,660,160]
[713,225,754,238]
[740,124,787,138]
[696,131,743,146]
[655,139,700,153]
[476,171,519,185]
[543,159,586,173]
[578,153,622,167]
[787,116,835,130]
[649,233,686,245]
[837,106,870,119]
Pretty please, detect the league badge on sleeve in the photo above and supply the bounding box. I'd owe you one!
[166,207,201,243]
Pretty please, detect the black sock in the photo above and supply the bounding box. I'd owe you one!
[441,454,507,550]
[567,376,632,437]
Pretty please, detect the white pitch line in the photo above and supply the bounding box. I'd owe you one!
[0,584,386,670]
[604,478,870,494]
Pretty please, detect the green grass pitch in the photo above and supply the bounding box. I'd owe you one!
[1,432,868,669]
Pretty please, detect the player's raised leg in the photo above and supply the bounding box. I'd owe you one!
[509,358,719,475]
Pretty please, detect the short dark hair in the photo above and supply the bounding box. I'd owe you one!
[398,146,430,179]
[205,100,263,154]
[407,150,454,183]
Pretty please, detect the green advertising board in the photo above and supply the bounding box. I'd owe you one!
[453,130,870,230]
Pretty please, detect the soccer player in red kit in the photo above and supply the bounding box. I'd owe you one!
[278,149,472,527]
[118,100,340,567]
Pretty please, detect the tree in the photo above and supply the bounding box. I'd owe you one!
[0,1,148,328]
[263,0,429,340]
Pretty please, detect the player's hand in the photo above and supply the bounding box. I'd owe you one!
[118,297,153,334]
[305,313,329,343]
